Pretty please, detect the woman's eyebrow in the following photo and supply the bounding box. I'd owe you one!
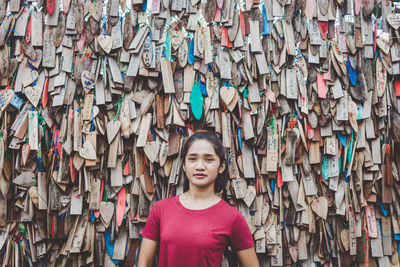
[187,153,215,157]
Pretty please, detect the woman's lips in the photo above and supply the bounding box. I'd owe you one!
[194,174,206,179]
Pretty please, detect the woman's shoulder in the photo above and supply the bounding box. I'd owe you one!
[218,199,244,217]
[153,195,178,208]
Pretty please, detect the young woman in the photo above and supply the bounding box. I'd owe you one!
[138,131,260,267]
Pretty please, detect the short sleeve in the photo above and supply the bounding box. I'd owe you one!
[230,212,254,251]
[141,202,161,242]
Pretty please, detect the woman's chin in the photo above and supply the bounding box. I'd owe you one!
[189,179,213,189]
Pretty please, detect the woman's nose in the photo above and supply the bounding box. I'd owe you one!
[195,160,205,169]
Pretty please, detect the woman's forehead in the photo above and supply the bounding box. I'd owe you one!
[186,139,217,155]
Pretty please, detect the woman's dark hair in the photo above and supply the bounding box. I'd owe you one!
[181,131,229,193]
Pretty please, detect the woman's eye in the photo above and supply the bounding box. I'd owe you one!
[206,158,213,162]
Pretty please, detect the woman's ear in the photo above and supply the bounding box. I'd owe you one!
[218,162,226,174]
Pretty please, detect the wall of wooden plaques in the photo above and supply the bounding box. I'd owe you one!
[0,0,400,265]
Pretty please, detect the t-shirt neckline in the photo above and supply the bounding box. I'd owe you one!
[175,194,224,214]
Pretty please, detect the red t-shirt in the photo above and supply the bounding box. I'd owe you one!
[141,194,254,267]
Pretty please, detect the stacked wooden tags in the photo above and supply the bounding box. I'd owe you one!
[0,0,400,265]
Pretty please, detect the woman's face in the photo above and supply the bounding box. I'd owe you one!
[183,139,225,191]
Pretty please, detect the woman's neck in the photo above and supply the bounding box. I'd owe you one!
[183,187,218,201]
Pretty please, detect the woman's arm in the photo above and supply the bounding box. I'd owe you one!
[137,237,158,267]
[237,247,260,267]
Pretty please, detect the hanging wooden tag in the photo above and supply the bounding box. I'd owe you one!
[365,204,378,238]
[0,88,14,112]
[221,112,231,148]
[61,47,73,72]
[226,146,239,178]
[232,178,246,199]
[178,40,188,68]
[81,70,96,91]
[70,215,89,253]
[324,136,337,155]
[21,143,30,166]
[204,26,213,64]
[0,16,12,46]
[51,13,65,47]
[243,185,256,207]
[171,30,184,51]
[0,196,6,226]
[219,48,232,79]
[242,109,254,140]
[28,49,43,69]
[370,221,384,258]
[242,142,255,178]
[284,21,296,56]
[82,93,94,121]
[265,214,277,245]
[0,1,6,21]
[266,125,278,172]
[310,196,328,220]
[229,50,243,64]
[144,141,160,163]
[107,132,119,168]
[28,111,38,151]
[70,184,83,215]
[13,172,35,188]
[356,232,368,263]
[336,94,348,121]
[120,98,131,139]
[285,128,300,164]
[129,25,149,51]
[88,179,101,212]
[95,77,105,105]
[80,140,96,162]
[47,0,56,15]
[381,216,392,255]
[63,77,76,106]
[309,19,322,45]
[110,159,123,187]
[376,59,386,98]
[85,1,100,22]
[159,141,168,167]
[99,201,114,227]
[195,27,205,57]
[112,227,128,260]
[151,0,161,14]
[37,172,47,210]
[286,68,298,99]
[155,95,165,129]
[73,101,82,152]
[109,57,124,84]
[98,35,113,54]
[340,228,350,252]
[302,172,318,196]
[160,58,175,93]
[387,13,400,30]
[271,225,283,266]
[29,186,39,208]
[142,35,154,68]
[206,71,216,99]
[42,28,56,68]
[137,113,152,147]
[24,86,42,108]
[111,21,123,50]
[220,86,236,106]
[106,120,121,144]
[281,162,294,182]
[249,21,261,52]
[248,82,261,103]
